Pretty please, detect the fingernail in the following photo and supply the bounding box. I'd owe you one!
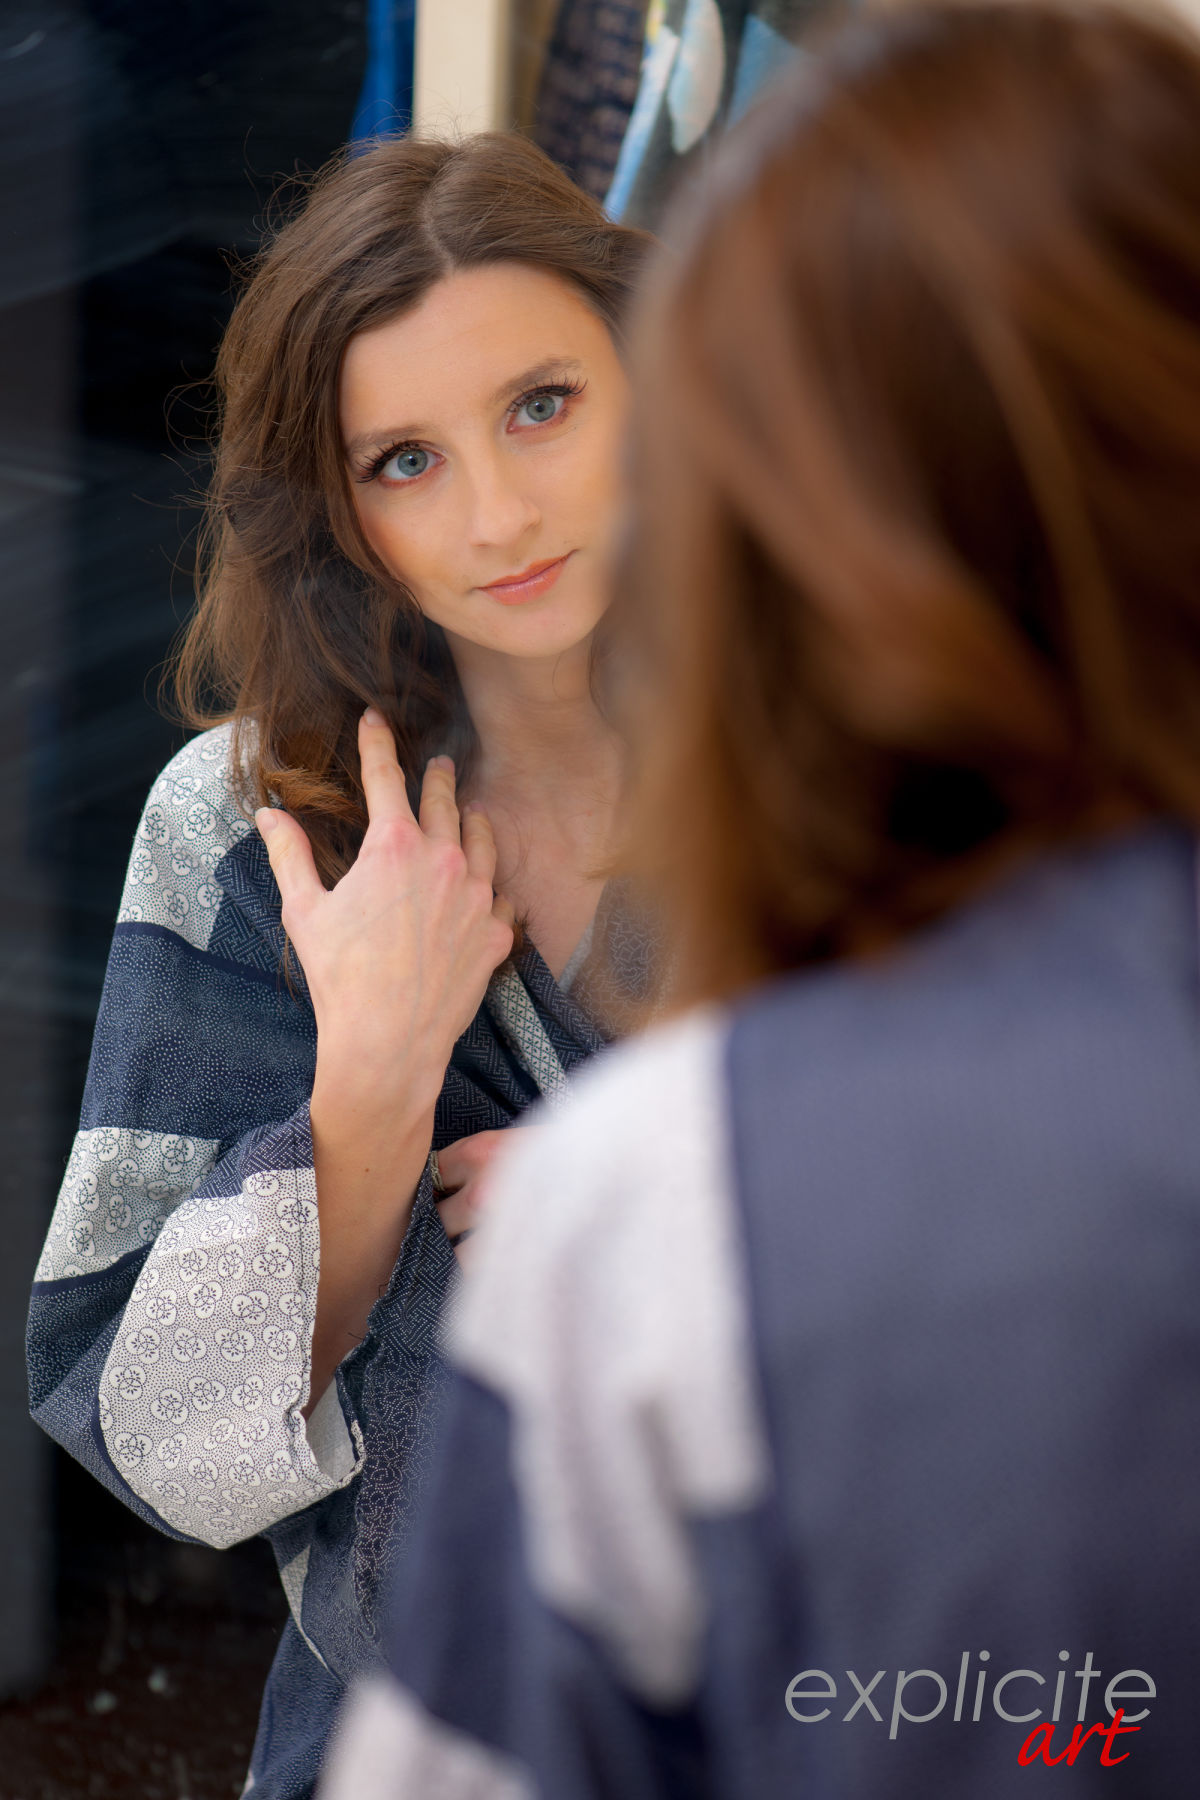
[255,807,278,836]
[362,706,384,727]
[428,754,455,773]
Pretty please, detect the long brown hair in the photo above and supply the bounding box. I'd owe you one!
[173,133,651,884]
[622,0,1200,1006]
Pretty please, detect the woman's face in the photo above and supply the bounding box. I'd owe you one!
[339,263,631,663]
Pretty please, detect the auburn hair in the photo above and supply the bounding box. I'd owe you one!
[172,133,651,884]
[622,0,1200,1005]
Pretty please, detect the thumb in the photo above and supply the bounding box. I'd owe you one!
[255,808,322,925]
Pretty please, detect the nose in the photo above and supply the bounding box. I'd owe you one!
[461,448,540,550]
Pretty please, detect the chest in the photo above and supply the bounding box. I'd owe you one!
[502,853,605,981]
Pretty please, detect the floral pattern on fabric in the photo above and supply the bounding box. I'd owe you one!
[36,1126,219,1281]
[117,722,253,950]
[101,1157,364,1548]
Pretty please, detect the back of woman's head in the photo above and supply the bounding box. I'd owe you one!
[177,133,649,882]
[627,0,1200,1002]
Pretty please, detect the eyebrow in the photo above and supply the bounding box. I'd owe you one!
[342,357,587,461]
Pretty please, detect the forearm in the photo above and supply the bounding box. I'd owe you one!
[261,723,513,1412]
[305,1062,440,1416]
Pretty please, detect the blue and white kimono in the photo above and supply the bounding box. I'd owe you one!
[25,722,619,1799]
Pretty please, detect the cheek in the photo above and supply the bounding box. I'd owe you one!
[578,422,630,538]
[349,491,387,557]
[552,421,627,527]
[355,498,431,587]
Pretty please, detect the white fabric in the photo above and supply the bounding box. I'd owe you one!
[557,917,595,994]
[278,1543,330,1671]
[448,1007,770,1707]
[36,1125,220,1281]
[305,1377,360,1480]
[116,721,252,949]
[99,1156,365,1548]
[319,1675,535,1800]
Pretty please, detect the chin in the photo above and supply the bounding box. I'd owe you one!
[447,596,609,662]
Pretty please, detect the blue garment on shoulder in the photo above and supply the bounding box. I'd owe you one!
[376,824,1200,1796]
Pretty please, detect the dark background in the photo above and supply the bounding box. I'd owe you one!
[0,4,368,1792]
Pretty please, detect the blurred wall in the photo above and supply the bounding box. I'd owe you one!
[0,0,368,1698]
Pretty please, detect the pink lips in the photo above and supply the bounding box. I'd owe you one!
[480,552,572,604]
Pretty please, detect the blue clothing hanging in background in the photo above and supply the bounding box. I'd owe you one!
[533,0,650,201]
[606,0,829,227]
[350,0,416,145]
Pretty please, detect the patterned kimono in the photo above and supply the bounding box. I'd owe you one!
[25,721,629,1799]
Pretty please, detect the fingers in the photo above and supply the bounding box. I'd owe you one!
[434,1129,510,1193]
[359,708,417,828]
[461,802,498,887]
[255,808,324,923]
[435,1189,475,1239]
[491,893,517,935]
[418,756,461,846]
[360,712,463,849]
[436,1171,494,1244]
[462,803,514,951]
[437,1184,482,1268]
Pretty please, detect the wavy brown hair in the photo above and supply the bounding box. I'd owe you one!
[173,133,651,884]
[622,0,1200,1006]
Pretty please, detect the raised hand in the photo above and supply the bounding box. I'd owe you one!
[254,708,515,1412]
[257,707,514,1124]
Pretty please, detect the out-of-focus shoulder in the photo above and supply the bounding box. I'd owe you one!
[541,1005,729,1181]
[446,999,769,1713]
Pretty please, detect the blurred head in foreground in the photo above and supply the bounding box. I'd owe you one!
[321,8,1200,1800]
[623,0,1200,1001]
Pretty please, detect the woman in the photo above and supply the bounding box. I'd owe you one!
[322,4,1200,1795]
[27,134,651,1798]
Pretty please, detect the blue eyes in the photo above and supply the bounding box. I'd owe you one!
[361,380,584,486]
[380,446,432,482]
[514,391,567,426]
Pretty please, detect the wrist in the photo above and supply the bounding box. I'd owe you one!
[309,1070,438,1165]
[312,1031,447,1122]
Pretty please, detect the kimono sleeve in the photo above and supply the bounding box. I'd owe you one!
[27,724,365,1548]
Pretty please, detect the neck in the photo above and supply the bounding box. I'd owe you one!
[447,632,619,818]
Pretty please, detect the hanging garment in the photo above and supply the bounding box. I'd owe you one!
[349,0,416,144]
[533,0,651,201]
[606,0,828,228]
[512,0,561,133]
